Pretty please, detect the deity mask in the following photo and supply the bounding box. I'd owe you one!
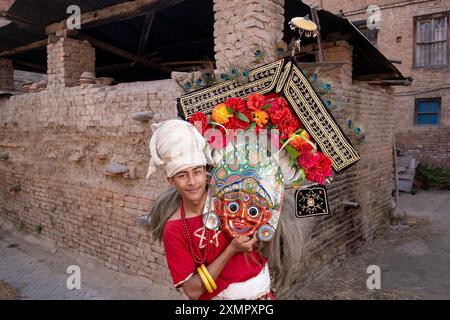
[205,143,284,241]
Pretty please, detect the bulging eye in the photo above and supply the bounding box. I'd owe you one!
[228,202,239,213]
[248,206,260,217]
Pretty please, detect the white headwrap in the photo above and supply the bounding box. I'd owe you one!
[146,119,207,178]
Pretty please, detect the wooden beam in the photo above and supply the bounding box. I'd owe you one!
[96,53,161,72]
[0,10,44,34]
[353,72,400,81]
[13,60,46,72]
[0,39,48,57]
[46,0,186,35]
[311,7,324,63]
[75,32,170,73]
[96,62,132,72]
[364,79,413,86]
[137,13,154,56]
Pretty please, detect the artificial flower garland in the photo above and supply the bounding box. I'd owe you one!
[189,93,333,184]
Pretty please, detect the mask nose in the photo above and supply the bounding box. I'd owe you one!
[238,203,247,219]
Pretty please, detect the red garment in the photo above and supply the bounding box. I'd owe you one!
[163,214,267,300]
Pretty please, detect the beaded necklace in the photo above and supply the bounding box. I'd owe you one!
[179,200,212,266]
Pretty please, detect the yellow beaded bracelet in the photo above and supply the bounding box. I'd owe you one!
[197,267,213,293]
[200,264,217,290]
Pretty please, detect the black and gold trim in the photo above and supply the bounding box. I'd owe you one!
[176,57,360,172]
[295,184,330,218]
[177,59,284,118]
[283,63,360,172]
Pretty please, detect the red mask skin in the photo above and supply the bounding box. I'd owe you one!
[214,191,272,238]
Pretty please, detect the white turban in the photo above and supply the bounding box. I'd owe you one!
[146,119,207,178]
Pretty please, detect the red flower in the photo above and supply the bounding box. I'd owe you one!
[225,97,246,111]
[246,94,266,111]
[225,116,250,130]
[222,97,252,130]
[303,153,333,184]
[317,153,332,171]
[278,116,302,136]
[268,104,290,124]
[189,112,209,135]
[297,150,319,170]
[305,169,326,184]
[272,97,289,110]
[264,93,281,100]
[267,97,302,135]
[290,138,314,154]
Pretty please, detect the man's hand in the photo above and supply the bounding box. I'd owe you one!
[228,234,258,254]
[182,234,258,299]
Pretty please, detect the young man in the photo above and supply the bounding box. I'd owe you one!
[146,120,273,300]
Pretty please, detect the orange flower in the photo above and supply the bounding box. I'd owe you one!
[251,110,269,127]
[288,131,313,153]
[299,130,310,140]
[212,103,233,124]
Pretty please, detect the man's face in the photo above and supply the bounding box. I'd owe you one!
[214,191,272,238]
[168,166,207,203]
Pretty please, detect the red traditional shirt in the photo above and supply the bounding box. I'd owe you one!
[162,214,267,300]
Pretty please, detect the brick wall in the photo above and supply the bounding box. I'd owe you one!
[0,80,184,298]
[305,0,450,167]
[47,37,95,89]
[295,42,395,284]
[395,127,450,166]
[1,40,395,295]
[0,59,14,91]
[0,0,400,295]
[213,0,285,69]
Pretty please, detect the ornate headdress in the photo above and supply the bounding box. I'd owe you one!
[173,16,361,239]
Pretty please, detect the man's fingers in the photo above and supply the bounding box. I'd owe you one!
[239,236,250,242]
[249,235,258,245]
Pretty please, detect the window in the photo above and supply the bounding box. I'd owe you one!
[352,20,379,47]
[414,14,448,67]
[415,98,441,125]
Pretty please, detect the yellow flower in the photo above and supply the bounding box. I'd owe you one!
[212,103,233,124]
[299,129,310,140]
[288,130,314,152]
[251,110,269,127]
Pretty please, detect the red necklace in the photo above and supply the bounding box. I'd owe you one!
[180,200,212,266]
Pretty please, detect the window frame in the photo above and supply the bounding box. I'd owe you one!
[352,19,379,48]
[414,98,441,126]
[413,12,449,69]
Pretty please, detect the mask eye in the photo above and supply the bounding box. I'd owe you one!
[248,206,260,217]
[228,202,239,214]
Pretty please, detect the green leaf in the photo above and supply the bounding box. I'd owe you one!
[285,145,300,159]
[236,111,250,122]
[261,103,272,111]
[226,106,234,114]
[249,122,256,130]
[294,128,304,135]
[288,157,297,167]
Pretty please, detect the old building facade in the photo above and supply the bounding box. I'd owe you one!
[1,0,406,296]
[307,0,450,167]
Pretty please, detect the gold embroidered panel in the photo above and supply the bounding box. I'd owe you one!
[283,63,360,172]
[176,58,360,172]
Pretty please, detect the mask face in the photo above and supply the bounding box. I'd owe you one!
[214,190,272,238]
[208,143,284,241]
